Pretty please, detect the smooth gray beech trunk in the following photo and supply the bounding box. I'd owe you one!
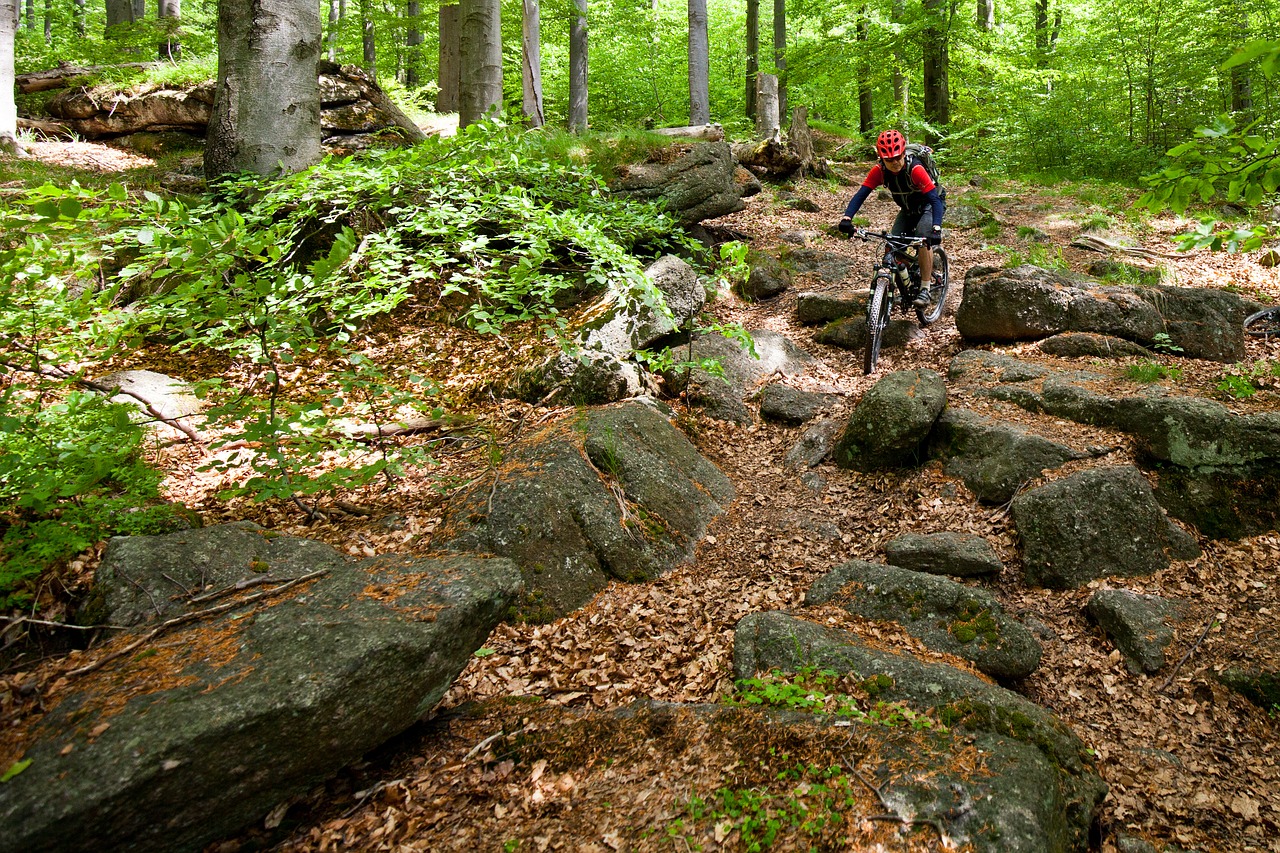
[438,4,459,112]
[104,0,132,27]
[521,0,544,126]
[745,0,757,120]
[922,0,949,129]
[687,0,709,125]
[977,0,993,30]
[406,0,422,87]
[361,0,375,78]
[568,0,586,132]
[772,0,786,121]
[458,0,501,126]
[892,0,907,114]
[756,72,779,141]
[157,0,179,59]
[0,0,17,151]
[205,0,322,179]
[327,0,338,61]
[857,6,872,132]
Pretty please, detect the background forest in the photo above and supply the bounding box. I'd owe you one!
[8,0,1280,179]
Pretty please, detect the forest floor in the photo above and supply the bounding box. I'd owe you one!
[6,140,1280,852]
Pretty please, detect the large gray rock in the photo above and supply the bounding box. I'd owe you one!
[513,255,704,404]
[733,611,1107,853]
[956,266,1248,361]
[437,400,733,618]
[781,247,858,285]
[756,383,839,425]
[669,329,812,425]
[884,531,1004,577]
[784,417,842,470]
[1086,588,1185,674]
[833,369,947,470]
[737,249,791,301]
[1038,332,1153,359]
[1,526,521,853]
[1011,466,1194,589]
[794,289,865,325]
[806,560,1042,679]
[814,315,924,352]
[611,141,745,226]
[928,407,1088,503]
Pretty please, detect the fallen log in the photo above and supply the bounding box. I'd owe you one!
[16,62,157,94]
[651,123,724,142]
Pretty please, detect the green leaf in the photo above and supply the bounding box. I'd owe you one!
[32,200,59,219]
[2,759,32,782]
[58,199,83,220]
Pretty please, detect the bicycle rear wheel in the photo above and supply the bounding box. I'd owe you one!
[1244,306,1280,338]
[916,247,950,326]
[863,275,893,375]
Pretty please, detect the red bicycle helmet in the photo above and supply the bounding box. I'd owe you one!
[876,129,907,159]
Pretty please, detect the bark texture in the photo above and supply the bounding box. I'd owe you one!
[568,0,587,132]
[437,4,459,112]
[0,0,16,147]
[458,0,501,127]
[205,0,322,179]
[521,0,544,127]
[687,0,709,125]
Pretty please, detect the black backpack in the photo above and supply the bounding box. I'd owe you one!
[904,142,945,200]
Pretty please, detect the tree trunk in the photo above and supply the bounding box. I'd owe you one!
[977,0,993,30]
[105,0,133,27]
[857,5,872,133]
[438,4,459,112]
[756,72,778,141]
[74,0,85,36]
[327,0,338,61]
[205,0,322,179]
[458,0,501,127]
[521,0,543,126]
[772,0,786,121]
[24,0,32,30]
[0,0,18,153]
[405,0,421,87]
[568,0,586,131]
[1229,9,1252,119]
[1034,0,1048,66]
[745,0,758,121]
[157,0,180,60]
[891,0,907,116]
[922,0,949,131]
[687,0,709,125]
[361,0,375,79]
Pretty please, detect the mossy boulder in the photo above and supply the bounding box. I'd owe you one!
[884,531,1005,578]
[833,369,947,471]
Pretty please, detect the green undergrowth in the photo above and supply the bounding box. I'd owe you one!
[1125,360,1183,384]
[725,666,940,732]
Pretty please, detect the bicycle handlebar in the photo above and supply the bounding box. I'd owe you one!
[847,228,927,247]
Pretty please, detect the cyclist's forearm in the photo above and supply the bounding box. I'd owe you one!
[843,186,872,219]
[925,189,945,230]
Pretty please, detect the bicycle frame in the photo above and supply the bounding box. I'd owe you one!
[860,231,927,310]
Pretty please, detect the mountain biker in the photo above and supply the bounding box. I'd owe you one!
[837,129,946,306]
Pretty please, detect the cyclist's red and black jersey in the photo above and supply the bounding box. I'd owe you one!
[842,159,945,228]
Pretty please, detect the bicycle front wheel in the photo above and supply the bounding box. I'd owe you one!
[1244,306,1280,338]
[916,247,950,326]
[864,274,893,375]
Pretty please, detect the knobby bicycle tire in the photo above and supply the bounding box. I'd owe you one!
[916,247,950,326]
[1244,306,1280,337]
[864,275,893,375]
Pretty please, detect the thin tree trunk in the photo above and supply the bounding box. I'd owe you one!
[688,0,709,125]
[922,0,949,131]
[568,0,587,131]
[857,6,872,133]
[757,72,779,140]
[132,0,144,19]
[745,0,758,121]
[458,0,502,127]
[406,0,422,87]
[361,0,375,79]
[438,4,460,112]
[977,0,993,30]
[0,0,18,151]
[42,0,49,42]
[74,0,85,36]
[157,0,180,60]
[892,0,907,116]
[772,0,786,122]
[327,0,339,61]
[1229,9,1253,118]
[24,0,34,30]
[1034,0,1048,63]
[521,0,544,126]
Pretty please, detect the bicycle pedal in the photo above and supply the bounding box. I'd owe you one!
[911,293,931,307]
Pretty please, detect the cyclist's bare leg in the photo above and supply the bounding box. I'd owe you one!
[892,209,934,283]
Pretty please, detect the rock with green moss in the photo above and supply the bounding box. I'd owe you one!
[1217,667,1280,711]
[806,559,1041,679]
[438,399,733,617]
[794,289,865,325]
[1,534,521,853]
[884,531,1004,577]
[733,611,1107,852]
[832,369,947,471]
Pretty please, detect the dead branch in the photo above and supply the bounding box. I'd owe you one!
[1070,233,1183,260]
[1158,614,1217,692]
[464,726,527,762]
[66,569,329,679]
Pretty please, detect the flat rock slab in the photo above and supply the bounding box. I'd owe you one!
[756,383,840,425]
[733,611,1106,853]
[1038,332,1153,359]
[437,400,733,618]
[794,289,866,325]
[884,531,1004,578]
[1,525,521,853]
[806,559,1042,679]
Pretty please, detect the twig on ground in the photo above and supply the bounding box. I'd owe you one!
[188,575,288,605]
[464,726,527,762]
[1158,614,1217,692]
[341,777,409,819]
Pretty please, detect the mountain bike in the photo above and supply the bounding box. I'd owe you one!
[846,228,950,374]
[1244,305,1280,339]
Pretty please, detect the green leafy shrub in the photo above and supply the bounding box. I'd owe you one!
[1125,360,1182,384]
